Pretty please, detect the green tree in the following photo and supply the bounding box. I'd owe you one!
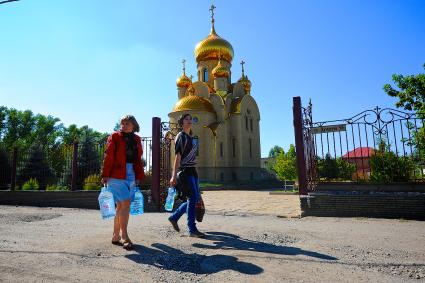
[369,141,414,183]
[384,63,425,118]
[273,144,297,181]
[268,145,284,158]
[17,144,55,189]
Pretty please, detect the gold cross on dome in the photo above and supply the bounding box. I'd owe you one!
[240,60,245,75]
[209,4,216,21]
[182,59,186,74]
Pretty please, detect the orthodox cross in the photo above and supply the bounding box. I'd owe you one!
[240,60,245,76]
[209,4,216,23]
[182,59,186,74]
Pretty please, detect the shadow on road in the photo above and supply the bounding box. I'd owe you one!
[125,242,263,275]
[192,231,338,261]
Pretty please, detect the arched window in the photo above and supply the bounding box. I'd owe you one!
[203,68,208,82]
[245,116,248,130]
[220,142,223,157]
[250,119,253,132]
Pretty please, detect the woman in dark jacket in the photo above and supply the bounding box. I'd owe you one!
[168,113,205,238]
[101,115,145,250]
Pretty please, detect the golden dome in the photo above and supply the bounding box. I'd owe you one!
[172,95,215,113]
[176,59,192,88]
[238,60,251,94]
[212,57,230,78]
[194,25,234,63]
[176,74,191,88]
[238,75,251,94]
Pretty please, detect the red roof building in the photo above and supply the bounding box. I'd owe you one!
[342,147,375,180]
[342,147,375,159]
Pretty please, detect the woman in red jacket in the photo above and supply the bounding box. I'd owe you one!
[101,115,145,250]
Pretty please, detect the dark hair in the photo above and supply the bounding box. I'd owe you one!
[178,113,193,135]
[120,114,140,132]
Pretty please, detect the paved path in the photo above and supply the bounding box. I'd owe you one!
[201,191,300,217]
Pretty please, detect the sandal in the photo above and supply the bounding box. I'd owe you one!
[122,239,133,250]
[111,236,122,246]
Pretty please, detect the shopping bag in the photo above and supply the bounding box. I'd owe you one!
[195,197,205,222]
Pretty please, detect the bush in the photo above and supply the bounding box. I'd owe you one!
[22,178,39,191]
[83,174,102,191]
[370,142,415,182]
[46,184,69,191]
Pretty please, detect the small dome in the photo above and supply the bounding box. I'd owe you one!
[194,27,234,63]
[172,95,215,113]
[212,58,230,78]
[176,74,192,88]
[238,75,251,94]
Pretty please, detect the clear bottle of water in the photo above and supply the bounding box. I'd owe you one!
[164,187,176,212]
[130,187,144,215]
[98,187,115,220]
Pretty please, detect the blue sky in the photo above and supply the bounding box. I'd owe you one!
[0,0,424,157]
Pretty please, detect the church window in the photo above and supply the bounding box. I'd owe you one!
[203,68,208,82]
[220,142,223,157]
[245,116,248,130]
[249,139,252,158]
[250,119,253,132]
[193,136,199,156]
[232,137,236,158]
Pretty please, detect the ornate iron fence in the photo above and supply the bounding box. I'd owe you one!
[159,122,179,206]
[293,97,425,194]
[0,136,153,191]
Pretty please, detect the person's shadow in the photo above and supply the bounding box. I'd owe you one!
[125,243,263,275]
[192,231,338,261]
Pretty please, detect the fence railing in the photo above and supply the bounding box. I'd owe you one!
[293,97,425,194]
[0,137,152,191]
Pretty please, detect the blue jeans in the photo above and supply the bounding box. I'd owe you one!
[170,175,200,233]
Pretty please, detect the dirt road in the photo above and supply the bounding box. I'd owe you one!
[1,202,424,282]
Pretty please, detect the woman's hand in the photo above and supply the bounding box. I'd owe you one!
[101,177,109,185]
[170,176,177,187]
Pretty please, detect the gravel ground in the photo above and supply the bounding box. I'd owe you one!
[0,205,425,283]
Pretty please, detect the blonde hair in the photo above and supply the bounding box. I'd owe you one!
[120,114,140,132]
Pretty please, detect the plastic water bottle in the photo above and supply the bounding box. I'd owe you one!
[98,187,115,220]
[164,187,176,212]
[130,187,144,215]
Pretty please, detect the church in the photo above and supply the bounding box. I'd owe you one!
[168,5,261,182]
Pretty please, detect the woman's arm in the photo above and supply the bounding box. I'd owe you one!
[170,153,181,187]
[134,137,145,184]
[101,134,116,184]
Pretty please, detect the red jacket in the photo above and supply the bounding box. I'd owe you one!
[101,131,145,181]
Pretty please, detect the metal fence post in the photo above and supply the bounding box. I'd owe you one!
[10,147,17,191]
[151,117,161,210]
[71,140,78,191]
[293,97,308,195]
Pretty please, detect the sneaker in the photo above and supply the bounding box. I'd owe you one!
[189,231,206,238]
[168,217,180,232]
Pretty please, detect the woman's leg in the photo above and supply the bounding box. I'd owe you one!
[112,203,121,241]
[118,200,131,240]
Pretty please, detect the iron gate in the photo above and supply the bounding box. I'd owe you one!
[293,97,425,195]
